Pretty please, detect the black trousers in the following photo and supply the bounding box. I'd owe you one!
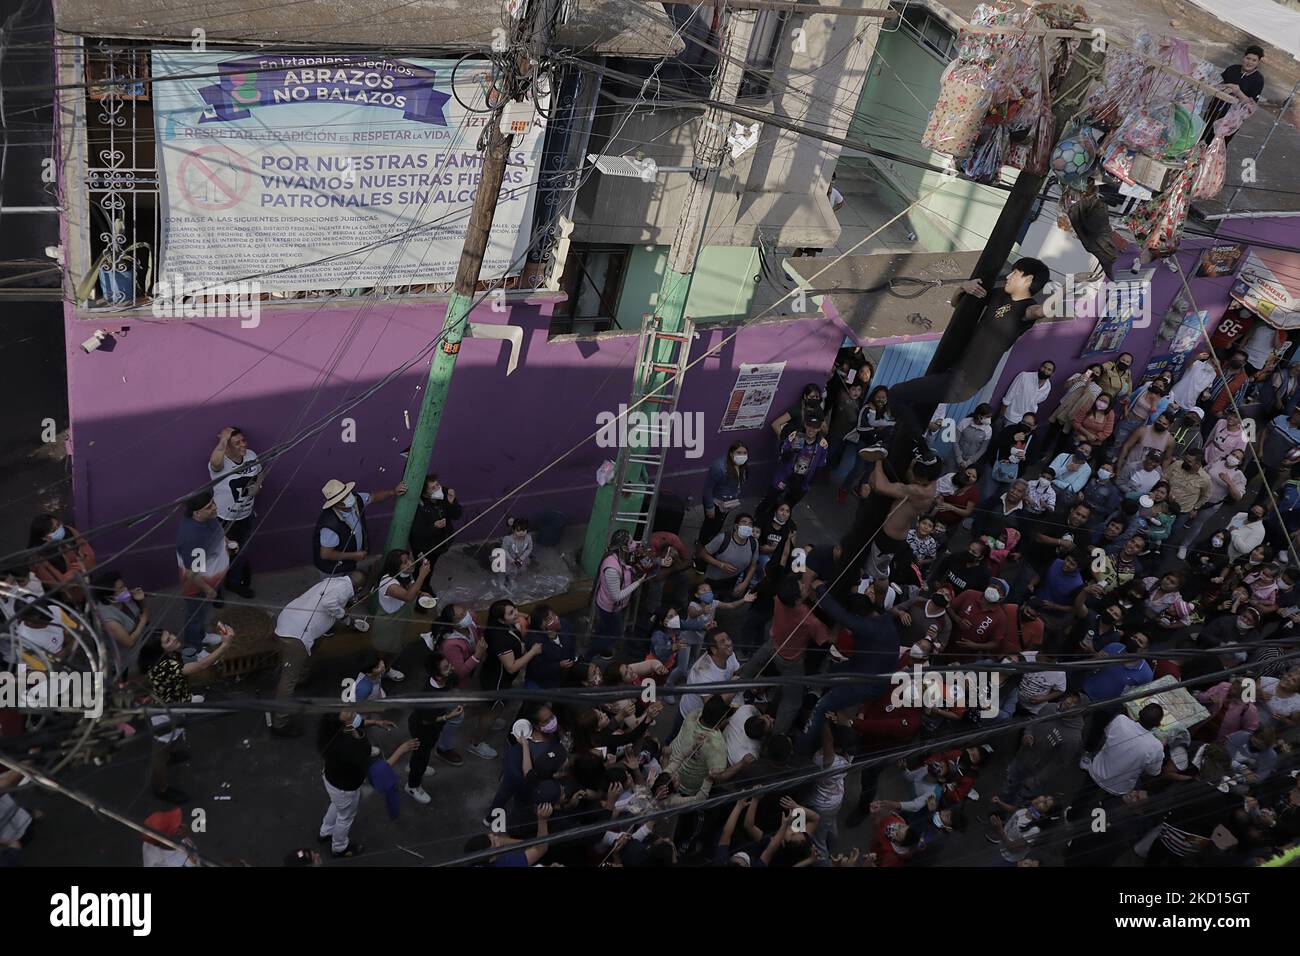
[222,515,255,590]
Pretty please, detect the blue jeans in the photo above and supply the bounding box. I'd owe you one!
[181,593,210,660]
[440,709,464,751]
[797,682,883,754]
[831,439,860,486]
[590,606,623,658]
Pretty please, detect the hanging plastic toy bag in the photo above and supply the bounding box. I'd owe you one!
[1115,107,1172,154]
[1190,100,1253,199]
[1125,143,1203,257]
[963,122,1010,183]
[921,61,994,158]
[1189,137,1226,199]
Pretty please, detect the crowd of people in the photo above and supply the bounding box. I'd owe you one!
[6,263,1300,868]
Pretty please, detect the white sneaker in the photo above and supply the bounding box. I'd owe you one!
[189,694,205,704]
[405,785,432,805]
[467,741,498,760]
[423,765,437,777]
[1177,547,1188,560]
[370,746,381,758]
[387,668,405,682]
[202,633,223,646]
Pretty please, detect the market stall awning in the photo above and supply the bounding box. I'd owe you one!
[1231,249,1300,329]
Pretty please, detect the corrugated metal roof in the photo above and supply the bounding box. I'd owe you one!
[54,0,685,59]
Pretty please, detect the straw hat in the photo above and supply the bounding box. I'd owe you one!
[321,479,356,509]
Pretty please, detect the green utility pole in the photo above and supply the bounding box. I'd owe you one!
[386,2,557,556]
[581,6,759,576]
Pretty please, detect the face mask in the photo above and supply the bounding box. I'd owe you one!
[48,525,67,542]
[1097,469,1112,480]
[540,718,559,735]
[114,590,132,603]
[429,488,445,500]
[732,453,748,465]
[984,587,1002,603]
[1118,362,1131,370]
[460,612,474,629]
[737,525,754,539]
[1228,458,1242,468]
[663,615,681,629]
[1237,619,1253,631]
[1095,402,1109,411]
[398,571,413,582]
[698,592,714,605]
[909,643,928,660]
[342,494,356,510]
[351,714,364,730]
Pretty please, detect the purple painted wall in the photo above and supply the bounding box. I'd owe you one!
[62,300,846,586]
[989,218,1300,422]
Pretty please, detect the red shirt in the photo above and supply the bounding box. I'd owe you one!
[770,600,833,661]
[937,484,982,526]
[951,589,1004,651]
[995,605,1044,655]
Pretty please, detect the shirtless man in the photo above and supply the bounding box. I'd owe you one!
[866,457,942,581]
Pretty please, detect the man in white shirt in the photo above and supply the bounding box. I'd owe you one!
[723,703,772,767]
[1086,705,1166,798]
[269,570,367,736]
[1170,354,1216,409]
[676,630,739,725]
[1000,361,1055,429]
[208,426,263,600]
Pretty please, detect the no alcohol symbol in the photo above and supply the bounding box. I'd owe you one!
[177,145,252,211]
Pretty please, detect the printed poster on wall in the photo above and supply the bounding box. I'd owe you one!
[720,362,786,431]
[152,51,546,292]
[1141,310,1209,382]
[1078,271,1154,358]
[1194,243,1245,278]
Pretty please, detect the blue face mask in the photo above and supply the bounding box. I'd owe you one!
[48,525,67,542]
[351,714,364,730]
[698,592,714,605]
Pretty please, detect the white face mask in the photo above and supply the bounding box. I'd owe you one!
[732,453,748,465]
[1097,469,1112,480]
[460,612,473,629]
[737,525,754,539]
[984,587,1002,603]
[342,494,356,510]
[664,615,681,630]
[429,487,445,500]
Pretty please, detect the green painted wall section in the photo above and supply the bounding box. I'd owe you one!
[845,29,1009,253]
[616,245,761,329]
